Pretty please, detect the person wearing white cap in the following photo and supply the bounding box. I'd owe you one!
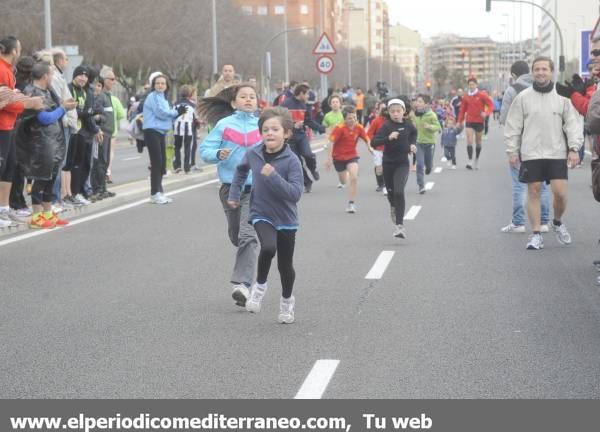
[372,98,417,238]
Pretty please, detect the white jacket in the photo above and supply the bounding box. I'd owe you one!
[51,65,78,131]
[504,85,583,161]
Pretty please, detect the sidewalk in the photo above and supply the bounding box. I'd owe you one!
[0,136,327,238]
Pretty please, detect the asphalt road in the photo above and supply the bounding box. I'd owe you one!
[1,123,600,398]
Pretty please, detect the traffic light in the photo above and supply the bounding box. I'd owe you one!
[486,0,492,12]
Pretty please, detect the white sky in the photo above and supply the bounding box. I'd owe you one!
[386,0,543,43]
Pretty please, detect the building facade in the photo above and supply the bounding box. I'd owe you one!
[388,23,423,94]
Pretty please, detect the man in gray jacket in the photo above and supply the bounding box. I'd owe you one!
[505,56,582,250]
[499,60,550,234]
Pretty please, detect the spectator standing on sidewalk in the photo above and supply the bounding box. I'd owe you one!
[199,83,261,308]
[0,36,44,228]
[20,62,76,228]
[504,56,582,250]
[142,73,186,204]
[49,48,79,208]
[207,64,240,98]
[173,85,197,174]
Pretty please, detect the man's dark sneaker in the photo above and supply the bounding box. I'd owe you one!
[311,169,320,181]
[375,185,383,192]
[89,194,103,202]
[304,183,312,193]
[100,191,116,199]
[418,186,426,194]
[425,167,431,175]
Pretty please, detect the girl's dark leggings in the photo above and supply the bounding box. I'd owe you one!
[144,129,166,195]
[32,170,58,205]
[254,221,296,299]
[383,163,410,225]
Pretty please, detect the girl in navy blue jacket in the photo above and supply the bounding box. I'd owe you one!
[228,107,303,324]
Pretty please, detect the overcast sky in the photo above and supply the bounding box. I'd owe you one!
[386,0,542,42]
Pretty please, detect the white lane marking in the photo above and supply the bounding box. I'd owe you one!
[295,360,340,399]
[123,156,141,161]
[365,250,395,280]
[425,181,435,191]
[434,167,443,173]
[404,205,421,220]
[0,179,219,248]
[313,147,326,154]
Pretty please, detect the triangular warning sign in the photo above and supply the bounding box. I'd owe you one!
[593,15,600,41]
[312,32,336,55]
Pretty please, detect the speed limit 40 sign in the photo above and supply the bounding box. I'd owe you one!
[316,56,334,74]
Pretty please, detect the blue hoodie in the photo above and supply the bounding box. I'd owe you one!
[229,143,303,229]
[142,91,178,134]
[200,110,260,185]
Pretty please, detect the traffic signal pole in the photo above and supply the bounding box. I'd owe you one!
[486,0,565,79]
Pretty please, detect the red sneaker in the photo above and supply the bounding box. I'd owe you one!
[30,214,55,229]
[49,212,69,226]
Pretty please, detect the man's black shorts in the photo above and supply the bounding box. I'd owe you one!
[519,159,568,184]
[465,122,484,133]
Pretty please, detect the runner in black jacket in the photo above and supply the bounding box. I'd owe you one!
[373,98,417,239]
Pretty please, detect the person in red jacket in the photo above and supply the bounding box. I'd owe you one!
[457,77,494,170]
[556,36,600,117]
[367,101,388,194]
[0,36,43,228]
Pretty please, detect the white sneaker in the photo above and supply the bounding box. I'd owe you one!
[162,193,173,203]
[382,186,387,196]
[15,208,32,217]
[231,283,249,307]
[553,222,572,245]
[540,224,549,233]
[500,223,525,233]
[337,183,346,190]
[8,209,28,225]
[526,233,544,250]
[346,202,356,213]
[0,209,18,227]
[51,204,65,214]
[246,283,267,313]
[278,296,295,324]
[74,193,91,205]
[393,224,407,238]
[441,156,447,163]
[150,192,170,204]
[466,159,473,170]
[473,159,479,170]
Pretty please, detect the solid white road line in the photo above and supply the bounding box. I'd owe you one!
[123,156,141,161]
[295,360,340,399]
[404,205,421,220]
[365,250,395,280]
[425,182,435,191]
[434,167,443,174]
[0,179,219,248]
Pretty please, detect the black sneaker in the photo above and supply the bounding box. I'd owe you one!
[419,186,426,194]
[375,186,383,192]
[311,169,320,181]
[304,183,312,193]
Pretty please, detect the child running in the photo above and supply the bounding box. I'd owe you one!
[227,107,304,324]
[199,83,261,308]
[440,117,463,169]
[325,105,372,213]
[367,101,388,194]
[321,94,344,133]
[372,98,417,239]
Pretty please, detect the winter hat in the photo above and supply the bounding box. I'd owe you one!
[510,60,529,77]
[148,71,163,85]
[72,65,88,78]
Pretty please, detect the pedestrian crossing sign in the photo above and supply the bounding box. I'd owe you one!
[313,32,336,55]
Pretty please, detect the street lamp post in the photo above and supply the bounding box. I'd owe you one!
[211,0,218,76]
[44,0,52,49]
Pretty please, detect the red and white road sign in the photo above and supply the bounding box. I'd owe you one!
[312,32,336,55]
[316,56,335,74]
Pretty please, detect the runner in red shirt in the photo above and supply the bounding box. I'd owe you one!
[367,101,388,194]
[325,106,373,213]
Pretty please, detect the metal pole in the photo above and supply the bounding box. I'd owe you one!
[366,0,371,90]
[212,0,218,76]
[284,0,289,83]
[319,0,327,100]
[44,0,52,49]
[347,7,352,86]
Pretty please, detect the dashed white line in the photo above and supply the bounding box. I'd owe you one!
[433,167,443,173]
[365,250,395,280]
[404,205,421,220]
[0,179,219,248]
[425,181,435,191]
[295,360,340,399]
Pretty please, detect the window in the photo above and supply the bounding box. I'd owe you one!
[274,5,285,14]
[300,4,309,14]
[257,6,268,15]
[241,5,252,15]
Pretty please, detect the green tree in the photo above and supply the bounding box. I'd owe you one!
[433,65,449,95]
